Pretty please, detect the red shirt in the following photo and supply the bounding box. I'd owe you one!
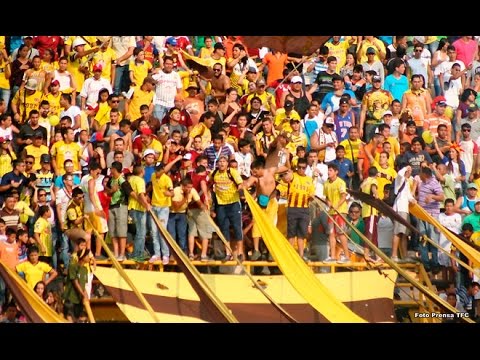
[189,172,208,209]
[32,36,64,60]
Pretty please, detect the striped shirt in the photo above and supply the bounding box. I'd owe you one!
[212,168,243,205]
[417,176,443,217]
[152,70,182,107]
[288,173,315,209]
[204,145,233,171]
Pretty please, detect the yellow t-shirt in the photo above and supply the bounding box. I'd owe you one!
[0,62,10,89]
[13,89,43,123]
[274,109,301,132]
[128,175,146,212]
[246,91,274,112]
[360,176,379,218]
[34,217,52,257]
[171,186,200,213]
[42,92,62,117]
[287,173,315,208]
[50,141,82,175]
[325,41,350,73]
[151,173,173,207]
[127,88,154,121]
[324,177,348,214]
[189,123,211,150]
[339,138,363,163]
[92,47,117,82]
[24,144,49,171]
[142,138,163,162]
[373,161,397,198]
[94,102,112,128]
[0,152,15,177]
[16,261,52,290]
[128,60,152,88]
[286,133,307,154]
[212,168,243,205]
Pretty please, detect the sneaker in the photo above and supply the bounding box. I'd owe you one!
[337,256,350,264]
[391,256,400,263]
[115,255,125,262]
[222,254,233,262]
[267,253,274,262]
[131,256,146,262]
[149,255,161,263]
[200,256,210,262]
[162,256,170,265]
[95,255,107,260]
[302,255,310,263]
[323,257,337,264]
[250,250,262,261]
[188,254,195,261]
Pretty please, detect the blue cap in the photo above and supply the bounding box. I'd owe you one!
[166,37,177,46]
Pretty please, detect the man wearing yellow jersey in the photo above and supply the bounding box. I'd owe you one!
[147,163,174,265]
[283,158,315,261]
[323,163,350,264]
[137,127,163,162]
[210,156,244,260]
[50,127,82,176]
[124,76,156,121]
[33,205,53,263]
[16,245,57,290]
[189,111,215,150]
[128,165,152,261]
[11,78,42,125]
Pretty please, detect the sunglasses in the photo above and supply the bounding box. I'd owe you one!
[111,100,120,103]
[297,166,307,169]
[39,193,46,197]
[213,69,222,72]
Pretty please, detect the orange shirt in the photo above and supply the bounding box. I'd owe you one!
[0,241,19,270]
[357,142,383,179]
[262,52,288,87]
[403,89,429,127]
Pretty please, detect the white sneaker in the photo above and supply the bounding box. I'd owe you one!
[337,255,350,264]
[149,255,161,263]
[162,256,170,265]
[323,257,337,264]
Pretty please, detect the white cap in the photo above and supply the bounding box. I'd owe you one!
[291,76,303,84]
[25,78,38,91]
[143,149,156,158]
[383,110,393,116]
[72,37,87,48]
[183,153,192,160]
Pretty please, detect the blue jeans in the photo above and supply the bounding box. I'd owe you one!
[153,104,170,122]
[148,206,170,257]
[114,65,131,94]
[418,219,440,270]
[55,231,70,270]
[167,212,187,253]
[130,210,147,258]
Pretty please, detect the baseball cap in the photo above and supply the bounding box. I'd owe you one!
[143,149,155,158]
[25,78,38,91]
[93,63,103,72]
[468,103,479,112]
[22,36,33,39]
[383,110,393,116]
[406,120,416,127]
[89,132,104,142]
[0,137,7,143]
[186,82,198,89]
[247,67,257,73]
[50,80,60,87]
[183,153,192,160]
[40,154,51,163]
[467,183,478,190]
[290,76,303,84]
[33,131,43,138]
[366,47,376,54]
[339,98,349,105]
[256,78,266,86]
[165,37,177,46]
[214,42,225,50]
[324,117,335,127]
[284,100,294,110]
[141,128,152,136]
[372,75,382,82]
[122,168,131,175]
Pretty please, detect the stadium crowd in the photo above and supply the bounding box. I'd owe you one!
[0,35,479,322]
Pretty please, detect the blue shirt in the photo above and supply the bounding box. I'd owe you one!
[383,74,409,102]
[144,166,155,184]
[54,174,81,189]
[328,158,354,184]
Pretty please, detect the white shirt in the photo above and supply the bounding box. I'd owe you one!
[80,77,112,108]
[393,166,415,212]
[234,151,253,178]
[152,70,183,107]
[306,162,328,199]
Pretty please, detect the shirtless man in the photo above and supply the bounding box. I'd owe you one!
[242,154,289,261]
[209,63,230,103]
